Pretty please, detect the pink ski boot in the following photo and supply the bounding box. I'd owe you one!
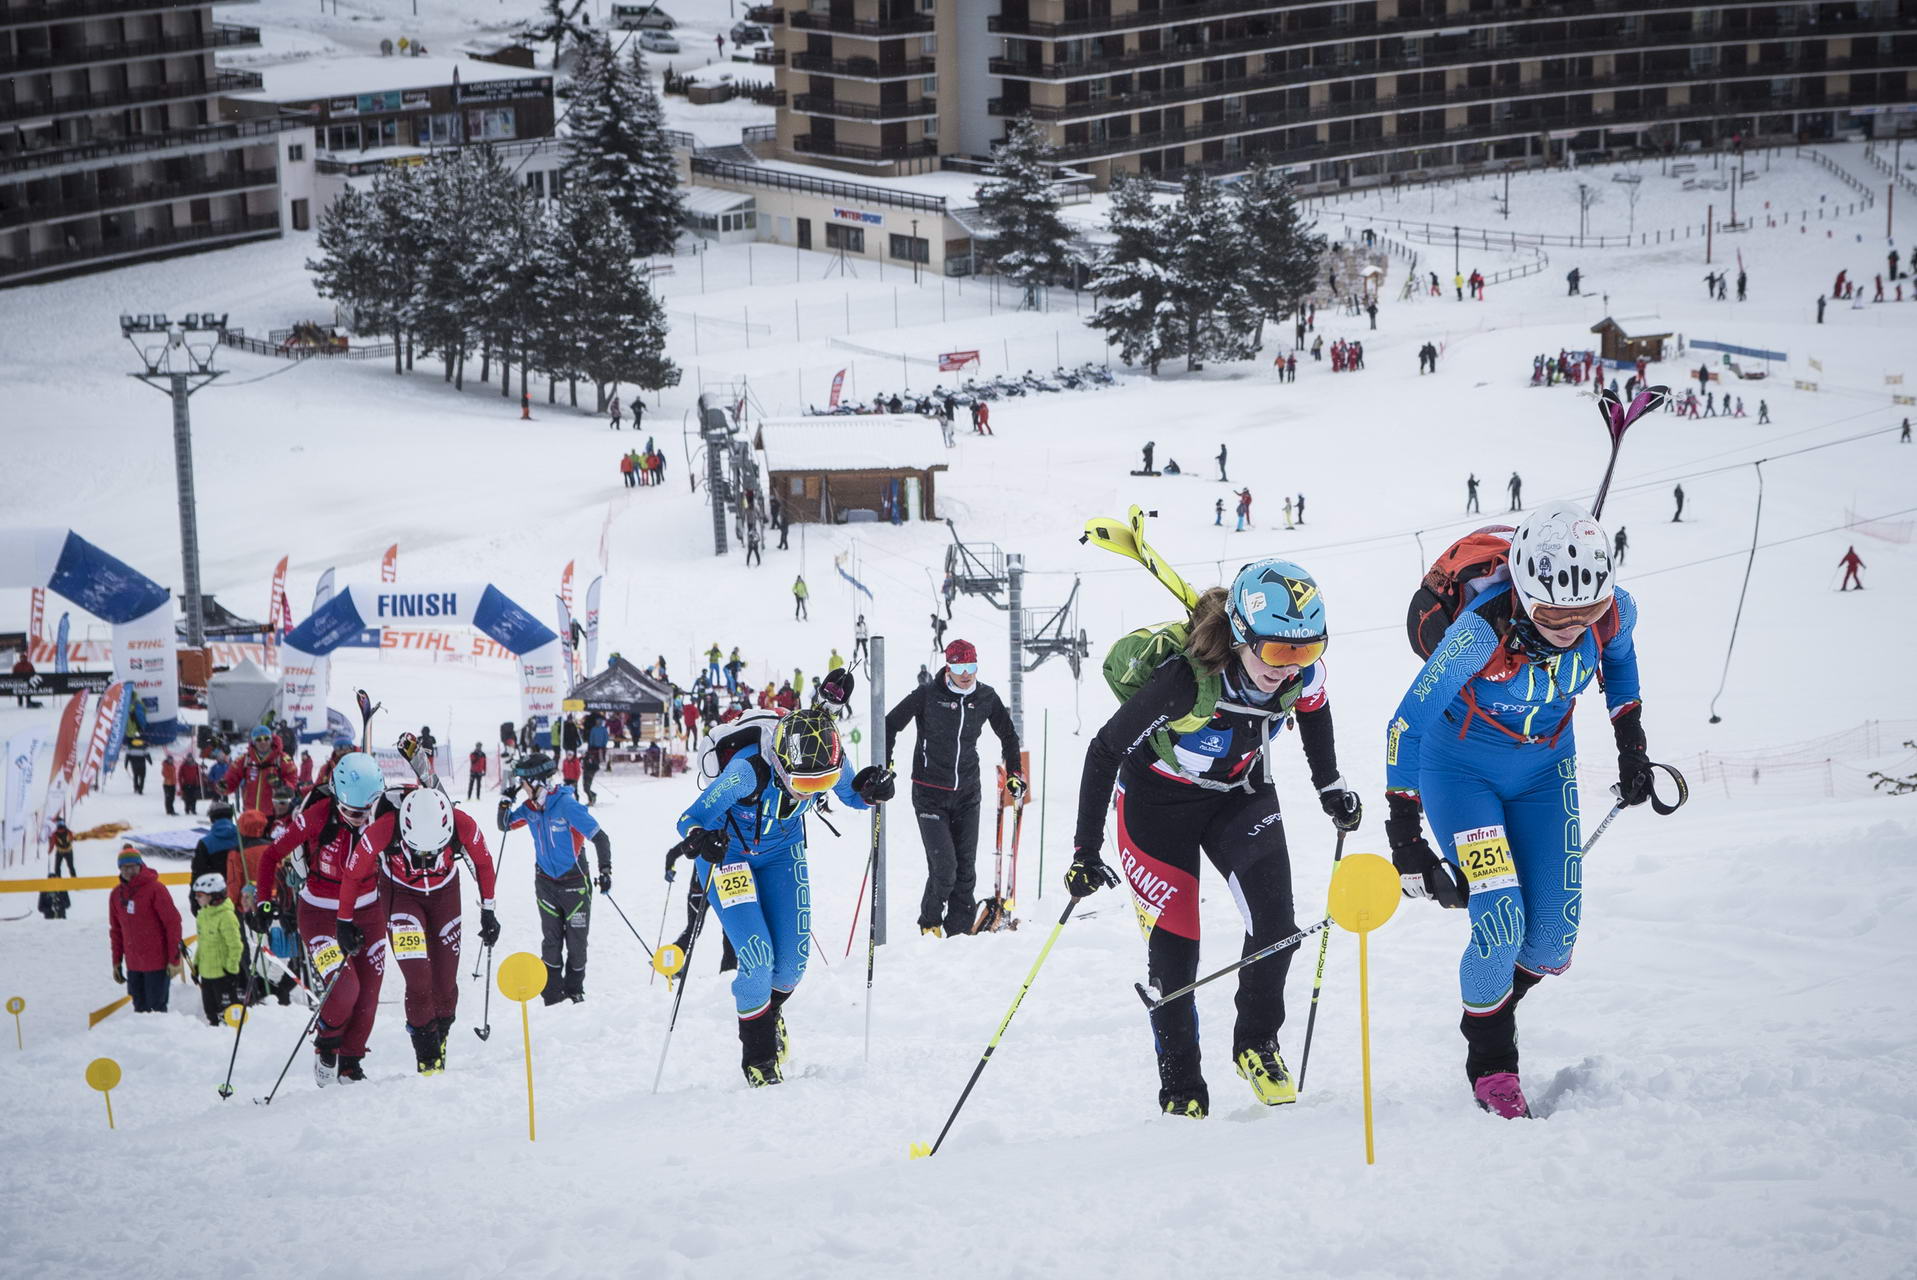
[1473,1071,1531,1119]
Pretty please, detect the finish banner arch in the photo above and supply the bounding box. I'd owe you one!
[0,528,180,740]
[281,583,562,737]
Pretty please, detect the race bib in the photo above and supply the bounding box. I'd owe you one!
[311,942,345,976]
[1454,825,1518,894]
[390,926,428,959]
[714,861,757,908]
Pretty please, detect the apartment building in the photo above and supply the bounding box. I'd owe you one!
[1,0,297,285]
[758,1,1916,188]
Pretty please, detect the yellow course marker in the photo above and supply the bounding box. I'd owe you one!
[1326,853,1401,1166]
[496,952,547,1141]
[85,1057,122,1130]
[651,943,686,979]
[7,996,22,1049]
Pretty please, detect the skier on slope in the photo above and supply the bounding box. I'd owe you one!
[673,707,894,1086]
[1064,560,1361,1117]
[498,752,612,1003]
[1381,503,1654,1119]
[337,786,499,1074]
[248,752,389,1085]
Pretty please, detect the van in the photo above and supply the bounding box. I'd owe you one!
[611,3,674,29]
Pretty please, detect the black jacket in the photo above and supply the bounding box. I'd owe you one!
[885,672,1020,795]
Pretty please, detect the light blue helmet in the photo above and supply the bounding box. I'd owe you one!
[331,752,384,811]
[1227,559,1327,645]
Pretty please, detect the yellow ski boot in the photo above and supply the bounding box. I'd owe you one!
[1235,1042,1298,1106]
[921,925,943,938]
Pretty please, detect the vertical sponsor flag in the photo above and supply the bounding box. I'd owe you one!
[560,560,575,611]
[29,587,44,645]
[265,555,288,671]
[381,544,398,583]
[100,681,133,780]
[4,734,45,866]
[54,612,71,673]
[598,505,613,575]
[555,596,576,691]
[74,682,125,804]
[584,575,603,673]
[829,368,847,409]
[312,566,337,613]
[42,690,87,822]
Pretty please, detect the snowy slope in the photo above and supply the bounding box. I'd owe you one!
[2,151,1915,1278]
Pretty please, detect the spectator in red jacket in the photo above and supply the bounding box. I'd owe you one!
[298,750,315,792]
[224,725,298,812]
[109,846,183,1012]
[178,753,203,813]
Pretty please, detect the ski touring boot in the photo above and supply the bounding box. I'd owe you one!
[434,1015,454,1071]
[921,925,943,938]
[1156,1050,1209,1118]
[314,1033,344,1087]
[336,1055,366,1084]
[1161,1093,1208,1119]
[740,1010,783,1088]
[769,989,792,1071]
[1472,1072,1531,1119]
[1234,1039,1299,1106]
[410,1023,444,1076]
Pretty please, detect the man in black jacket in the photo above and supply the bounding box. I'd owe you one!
[884,639,1024,936]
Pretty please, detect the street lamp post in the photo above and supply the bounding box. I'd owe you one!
[911,216,920,284]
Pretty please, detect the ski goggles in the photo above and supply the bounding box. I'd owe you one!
[1529,599,1612,630]
[783,766,842,796]
[947,662,978,676]
[1246,636,1326,670]
[335,800,374,826]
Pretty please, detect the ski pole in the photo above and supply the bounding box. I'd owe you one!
[649,868,676,988]
[473,946,495,1041]
[1580,764,1691,859]
[864,801,882,1062]
[651,887,710,1094]
[844,859,871,958]
[601,889,659,958]
[911,895,1083,1159]
[254,967,343,1106]
[1295,829,1348,1094]
[1133,918,1332,1013]
[217,932,260,1099]
[474,827,510,980]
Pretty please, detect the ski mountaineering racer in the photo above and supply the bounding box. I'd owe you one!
[336,785,499,1074]
[1066,552,1362,1117]
[498,751,612,1004]
[1383,502,1655,1118]
[674,706,895,1086]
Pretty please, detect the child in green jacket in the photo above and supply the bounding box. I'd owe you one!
[191,873,245,1026]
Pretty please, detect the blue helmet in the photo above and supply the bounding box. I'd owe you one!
[331,752,384,810]
[250,724,273,741]
[1227,559,1327,645]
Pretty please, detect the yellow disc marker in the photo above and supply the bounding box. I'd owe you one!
[7,995,23,1050]
[222,1002,247,1029]
[85,1056,122,1130]
[652,944,686,979]
[496,952,547,1142]
[1326,854,1401,1167]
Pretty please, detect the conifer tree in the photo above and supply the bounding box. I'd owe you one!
[565,37,684,257]
[1235,162,1326,349]
[549,184,680,410]
[1086,176,1177,374]
[974,115,1077,309]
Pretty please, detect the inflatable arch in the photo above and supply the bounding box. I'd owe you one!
[0,528,181,739]
[281,584,563,737]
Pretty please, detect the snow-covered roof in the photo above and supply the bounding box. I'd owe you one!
[230,55,548,104]
[682,186,755,216]
[755,416,949,472]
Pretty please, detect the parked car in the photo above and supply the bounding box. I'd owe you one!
[612,3,674,29]
[729,22,769,45]
[639,28,681,53]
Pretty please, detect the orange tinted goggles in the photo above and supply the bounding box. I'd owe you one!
[1529,599,1611,630]
[785,768,841,795]
[1249,637,1326,669]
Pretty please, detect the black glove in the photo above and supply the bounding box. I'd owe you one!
[819,668,854,706]
[250,900,277,933]
[852,765,896,804]
[1317,779,1362,832]
[113,962,125,985]
[1005,773,1028,801]
[496,798,513,832]
[1613,705,1653,807]
[336,920,365,956]
[685,827,730,863]
[1385,792,1468,909]
[597,869,613,894]
[479,907,500,947]
[1064,848,1120,898]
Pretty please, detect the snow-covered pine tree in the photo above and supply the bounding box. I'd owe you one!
[411,149,516,390]
[549,183,680,411]
[1086,176,1177,374]
[367,163,429,375]
[1234,162,1326,350]
[564,37,685,258]
[306,185,398,369]
[474,183,557,403]
[1160,172,1258,370]
[519,0,593,71]
[974,115,1077,310]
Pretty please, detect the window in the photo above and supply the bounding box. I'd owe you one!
[923,76,938,94]
[420,112,458,144]
[290,197,309,231]
[287,143,304,162]
[549,170,566,198]
[889,233,928,263]
[825,224,864,252]
[525,170,546,198]
[323,123,360,151]
[464,106,517,142]
[921,34,936,55]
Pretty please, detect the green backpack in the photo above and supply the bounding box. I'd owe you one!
[1101,619,1223,771]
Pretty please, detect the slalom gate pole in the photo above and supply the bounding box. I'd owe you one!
[864,802,882,1062]
[1295,829,1348,1094]
[1134,918,1331,1012]
[651,890,710,1094]
[255,968,343,1106]
[911,895,1081,1159]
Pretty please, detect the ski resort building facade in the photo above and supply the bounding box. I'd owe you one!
[752,0,1917,189]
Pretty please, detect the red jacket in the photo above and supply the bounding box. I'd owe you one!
[255,796,374,912]
[108,865,183,970]
[562,755,583,783]
[223,742,297,812]
[179,757,202,787]
[335,807,498,923]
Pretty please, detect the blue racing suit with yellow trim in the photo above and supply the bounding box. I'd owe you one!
[1385,584,1641,1016]
[676,746,871,1019]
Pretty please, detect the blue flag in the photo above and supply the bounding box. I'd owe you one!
[54,612,69,673]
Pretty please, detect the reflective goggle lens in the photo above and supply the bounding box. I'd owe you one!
[786,768,841,795]
[1250,638,1326,669]
[948,662,978,676]
[1530,600,1611,629]
[337,802,372,825]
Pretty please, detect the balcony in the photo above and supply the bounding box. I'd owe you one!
[787,10,932,39]
[0,114,301,178]
[753,46,785,66]
[791,94,937,122]
[0,0,249,31]
[990,29,1288,82]
[2,209,279,284]
[792,134,938,164]
[744,4,783,24]
[989,0,1287,40]
[0,22,260,74]
[0,69,263,125]
[788,52,935,79]
[1,162,276,229]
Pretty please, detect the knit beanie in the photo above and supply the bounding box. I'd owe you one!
[116,845,144,869]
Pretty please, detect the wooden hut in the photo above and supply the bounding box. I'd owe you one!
[754,416,949,524]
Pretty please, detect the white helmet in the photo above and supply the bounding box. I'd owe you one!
[1509,501,1615,615]
[192,871,227,896]
[398,787,455,860]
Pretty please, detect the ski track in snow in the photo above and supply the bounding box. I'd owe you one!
[2,119,1916,1277]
